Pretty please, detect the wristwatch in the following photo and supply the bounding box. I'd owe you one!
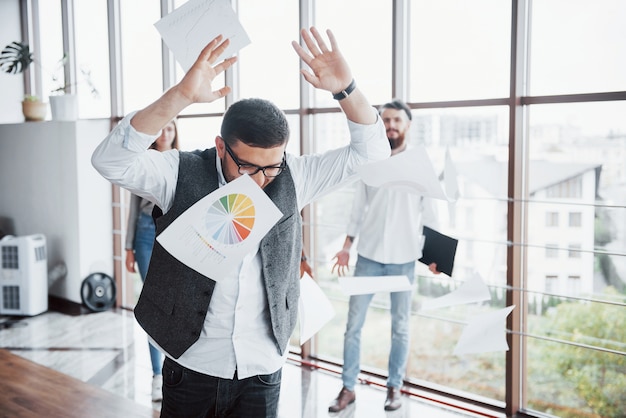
[332,79,356,100]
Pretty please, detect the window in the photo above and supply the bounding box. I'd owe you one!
[568,244,581,258]
[238,0,300,109]
[74,0,110,118]
[527,101,626,417]
[569,212,582,227]
[529,0,626,95]
[120,0,163,114]
[314,0,391,107]
[545,275,559,293]
[566,275,581,295]
[546,212,559,227]
[409,0,511,102]
[545,244,559,258]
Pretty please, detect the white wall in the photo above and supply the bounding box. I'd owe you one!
[0,120,113,304]
[0,0,28,124]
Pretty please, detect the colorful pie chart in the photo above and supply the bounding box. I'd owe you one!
[205,193,255,245]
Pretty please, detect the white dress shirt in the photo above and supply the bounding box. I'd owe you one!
[347,171,439,265]
[91,108,389,379]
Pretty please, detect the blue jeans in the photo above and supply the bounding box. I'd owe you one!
[160,358,282,418]
[134,211,163,376]
[342,255,416,390]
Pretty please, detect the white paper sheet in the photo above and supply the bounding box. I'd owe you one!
[156,174,282,281]
[298,273,335,344]
[444,147,460,202]
[338,275,414,296]
[356,146,456,202]
[453,305,515,355]
[420,272,491,311]
[154,0,251,72]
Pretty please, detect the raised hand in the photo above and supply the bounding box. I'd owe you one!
[131,35,238,135]
[292,27,352,94]
[178,35,238,104]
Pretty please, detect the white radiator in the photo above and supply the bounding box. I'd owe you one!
[0,234,48,316]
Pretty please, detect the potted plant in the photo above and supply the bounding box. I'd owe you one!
[0,41,48,121]
[22,94,48,121]
[0,41,99,121]
[48,53,77,121]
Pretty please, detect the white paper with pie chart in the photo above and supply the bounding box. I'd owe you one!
[156,174,283,281]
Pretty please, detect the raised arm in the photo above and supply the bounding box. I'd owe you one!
[131,35,237,135]
[292,27,376,125]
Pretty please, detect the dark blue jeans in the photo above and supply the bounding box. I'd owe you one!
[160,358,282,418]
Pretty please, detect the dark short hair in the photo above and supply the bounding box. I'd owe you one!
[379,99,412,121]
[221,98,290,148]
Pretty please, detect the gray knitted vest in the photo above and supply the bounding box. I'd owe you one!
[134,148,302,359]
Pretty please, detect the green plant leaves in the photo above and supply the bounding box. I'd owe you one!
[0,41,34,74]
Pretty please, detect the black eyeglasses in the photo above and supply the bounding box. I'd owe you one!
[224,141,286,178]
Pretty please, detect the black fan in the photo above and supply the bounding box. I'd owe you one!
[80,273,116,312]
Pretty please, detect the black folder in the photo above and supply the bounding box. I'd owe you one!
[418,226,458,276]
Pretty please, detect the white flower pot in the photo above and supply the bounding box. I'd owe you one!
[50,94,78,121]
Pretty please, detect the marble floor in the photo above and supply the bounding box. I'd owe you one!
[0,310,493,418]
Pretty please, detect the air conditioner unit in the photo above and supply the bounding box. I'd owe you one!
[0,234,48,316]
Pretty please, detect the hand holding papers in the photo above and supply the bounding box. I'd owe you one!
[356,146,458,202]
[155,0,251,72]
[156,174,282,281]
[299,273,335,344]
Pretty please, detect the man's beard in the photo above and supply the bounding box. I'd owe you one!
[388,134,405,150]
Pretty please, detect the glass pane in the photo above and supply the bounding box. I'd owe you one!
[311,106,511,403]
[410,299,508,401]
[529,0,626,95]
[314,0,391,107]
[527,299,626,417]
[120,0,163,114]
[526,101,626,415]
[177,114,299,155]
[75,0,110,119]
[238,0,300,109]
[409,0,511,102]
[38,2,64,103]
[285,114,301,156]
[176,117,223,152]
[308,111,370,357]
[412,106,509,401]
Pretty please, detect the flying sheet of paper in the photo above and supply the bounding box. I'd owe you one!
[444,147,461,223]
[156,174,282,281]
[356,146,456,202]
[338,275,414,296]
[299,273,335,344]
[444,147,460,201]
[154,0,251,72]
[420,271,491,311]
[453,305,515,355]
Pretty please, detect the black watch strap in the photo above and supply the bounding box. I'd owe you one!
[332,79,356,100]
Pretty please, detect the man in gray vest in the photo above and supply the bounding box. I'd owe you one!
[92,27,390,417]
